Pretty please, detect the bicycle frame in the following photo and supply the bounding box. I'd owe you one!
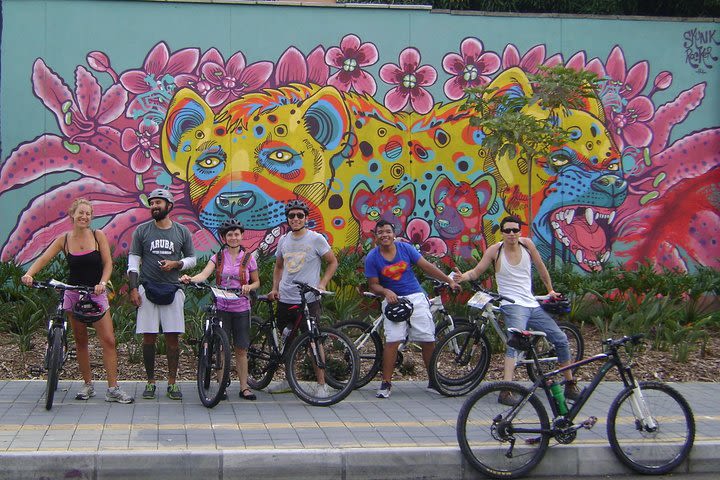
[511,336,643,428]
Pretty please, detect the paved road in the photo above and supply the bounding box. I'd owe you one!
[0,380,718,479]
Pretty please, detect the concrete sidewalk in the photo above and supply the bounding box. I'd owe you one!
[0,380,718,479]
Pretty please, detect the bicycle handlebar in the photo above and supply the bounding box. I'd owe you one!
[31,279,92,293]
[603,333,645,348]
[292,281,335,297]
[468,281,516,304]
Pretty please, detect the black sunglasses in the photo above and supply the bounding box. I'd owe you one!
[287,212,306,220]
[502,228,521,234]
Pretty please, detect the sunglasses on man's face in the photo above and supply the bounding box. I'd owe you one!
[502,228,521,234]
[287,212,306,220]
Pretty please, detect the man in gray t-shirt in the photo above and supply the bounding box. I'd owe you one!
[266,200,338,395]
[127,189,196,401]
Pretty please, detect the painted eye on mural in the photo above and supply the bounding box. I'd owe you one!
[607,162,620,171]
[392,207,402,217]
[367,210,380,220]
[549,152,571,168]
[458,204,472,217]
[436,204,445,214]
[197,156,223,169]
[269,150,294,162]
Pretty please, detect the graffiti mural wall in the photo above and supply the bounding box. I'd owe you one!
[1,0,718,272]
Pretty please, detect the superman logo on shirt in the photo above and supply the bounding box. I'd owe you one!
[381,261,408,281]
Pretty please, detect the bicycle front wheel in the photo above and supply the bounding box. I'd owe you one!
[285,327,359,407]
[429,326,491,397]
[526,321,584,382]
[247,316,278,390]
[457,381,550,479]
[333,321,382,389]
[196,325,231,408]
[607,381,695,474]
[45,327,64,410]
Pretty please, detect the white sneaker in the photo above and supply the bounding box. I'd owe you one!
[376,381,392,399]
[76,382,96,400]
[105,386,135,404]
[267,380,292,394]
[315,383,330,398]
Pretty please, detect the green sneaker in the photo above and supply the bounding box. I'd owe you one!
[142,383,156,399]
[167,383,183,400]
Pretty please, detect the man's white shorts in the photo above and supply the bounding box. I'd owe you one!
[382,292,434,343]
[135,285,186,334]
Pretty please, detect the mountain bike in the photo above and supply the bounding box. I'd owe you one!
[185,282,233,408]
[247,281,359,406]
[457,330,695,478]
[30,279,86,410]
[429,283,583,397]
[333,279,466,389]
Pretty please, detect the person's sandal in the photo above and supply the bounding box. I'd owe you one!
[240,388,257,401]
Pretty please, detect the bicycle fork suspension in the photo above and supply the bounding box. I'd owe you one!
[629,383,658,432]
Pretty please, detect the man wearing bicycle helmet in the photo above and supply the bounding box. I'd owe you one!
[451,215,581,406]
[365,219,459,399]
[180,219,260,400]
[267,199,338,397]
[128,188,196,401]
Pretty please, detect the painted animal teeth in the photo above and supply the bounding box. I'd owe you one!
[552,221,560,229]
[565,209,575,224]
[557,210,565,220]
[608,211,616,224]
[563,237,570,246]
[601,250,611,262]
[585,207,594,226]
[576,249,584,263]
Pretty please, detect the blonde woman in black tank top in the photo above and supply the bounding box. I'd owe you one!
[21,198,133,403]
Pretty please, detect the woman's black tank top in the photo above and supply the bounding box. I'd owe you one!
[65,232,102,286]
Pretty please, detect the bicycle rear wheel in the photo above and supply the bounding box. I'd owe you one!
[45,327,63,410]
[429,325,491,397]
[435,316,468,343]
[197,324,231,408]
[526,321,584,382]
[247,316,278,390]
[285,327,359,407]
[457,381,550,479]
[333,321,382,389]
[607,381,695,474]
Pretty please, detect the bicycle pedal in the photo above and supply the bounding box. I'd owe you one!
[67,348,77,360]
[29,367,45,376]
[186,338,199,346]
[525,436,543,445]
[580,416,598,429]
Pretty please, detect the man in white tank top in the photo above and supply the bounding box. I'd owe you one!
[452,215,580,406]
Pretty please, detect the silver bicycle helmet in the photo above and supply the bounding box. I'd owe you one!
[384,298,414,323]
[148,188,175,204]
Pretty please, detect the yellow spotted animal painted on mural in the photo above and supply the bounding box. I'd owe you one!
[161,67,620,259]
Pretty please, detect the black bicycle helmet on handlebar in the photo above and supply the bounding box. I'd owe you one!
[384,298,414,323]
[539,295,571,315]
[285,199,309,215]
[218,219,245,236]
[72,294,105,324]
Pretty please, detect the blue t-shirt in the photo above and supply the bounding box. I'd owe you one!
[365,241,423,296]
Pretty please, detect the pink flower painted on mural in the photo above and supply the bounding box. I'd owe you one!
[610,95,655,149]
[403,218,448,257]
[175,48,225,98]
[442,38,500,100]
[605,46,649,101]
[564,51,607,77]
[121,120,161,174]
[502,44,563,74]
[120,42,200,115]
[201,51,273,107]
[269,46,329,88]
[31,59,128,153]
[380,48,437,114]
[325,34,378,94]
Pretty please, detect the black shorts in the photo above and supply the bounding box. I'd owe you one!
[276,301,321,332]
[218,310,250,349]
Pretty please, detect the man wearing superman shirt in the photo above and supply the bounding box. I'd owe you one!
[365,219,459,398]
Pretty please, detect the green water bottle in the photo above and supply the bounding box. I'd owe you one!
[549,381,568,415]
